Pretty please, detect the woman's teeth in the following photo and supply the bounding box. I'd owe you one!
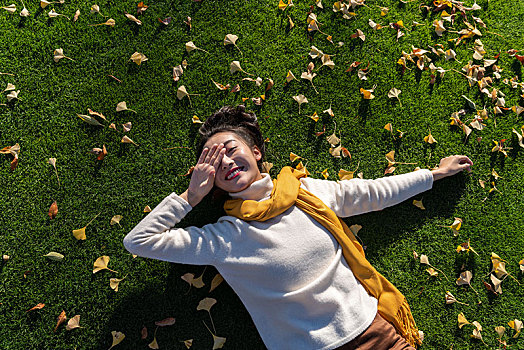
[227,167,243,180]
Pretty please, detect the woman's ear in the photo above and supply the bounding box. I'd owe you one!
[252,145,262,161]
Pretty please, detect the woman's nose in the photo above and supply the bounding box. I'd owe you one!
[221,154,233,169]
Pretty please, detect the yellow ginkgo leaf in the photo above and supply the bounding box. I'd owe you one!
[289,152,301,162]
[413,199,425,210]
[88,18,115,27]
[508,319,523,338]
[72,226,87,240]
[129,52,147,65]
[292,94,308,113]
[309,111,319,122]
[286,70,297,83]
[110,215,123,226]
[72,212,101,240]
[321,169,329,179]
[338,169,354,180]
[197,297,217,312]
[458,312,470,329]
[360,87,375,99]
[424,129,437,144]
[224,34,242,55]
[93,256,118,274]
[182,339,193,349]
[185,41,209,54]
[209,274,224,293]
[203,321,227,349]
[192,115,203,124]
[108,331,125,350]
[110,276,126,292]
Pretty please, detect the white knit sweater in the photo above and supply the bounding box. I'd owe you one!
[123,169,434,350]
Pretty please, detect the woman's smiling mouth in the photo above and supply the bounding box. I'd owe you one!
[226,166,244,180]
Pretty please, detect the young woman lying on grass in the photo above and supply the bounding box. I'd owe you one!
[124,105,473,350]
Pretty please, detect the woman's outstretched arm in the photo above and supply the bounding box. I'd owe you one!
[300,155,473,218]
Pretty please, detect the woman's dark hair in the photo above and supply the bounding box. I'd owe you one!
[196,105,266,172]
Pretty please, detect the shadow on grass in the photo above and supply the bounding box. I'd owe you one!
[345,173,469,259]
[93,263,265,350]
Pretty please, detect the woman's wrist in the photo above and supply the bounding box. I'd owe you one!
[180,189,203,207]
[430,169,446,181]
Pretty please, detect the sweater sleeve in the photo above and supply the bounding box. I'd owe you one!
[123,192,238,265]
[299,169,434,218]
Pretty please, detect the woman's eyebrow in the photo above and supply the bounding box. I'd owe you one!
[223,139,235,147]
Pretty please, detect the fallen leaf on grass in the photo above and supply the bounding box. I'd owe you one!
[230,61,252,75]
[110,276,126,292]
[129,52,147,65]
[26,303,45,312]
[224,34,242,55]
[0,143,19,170]
[77,114,103,126]
[1,4,16,13]
[203,321,226,349]
[209,274,224,292]
[116,101,137,113]
[124,12,142,25]
[48,9,69,20]
[445,291,468,305]
[186,41,209,54]
[66,315,81,330]
[93,256,118,274]
[155,317,176,326]
[508,319,523,338]
[72,212,101,240]
[54,310,67,332]
[387,88,402,106]
[412,199,425,209]
[88,18,116,27]
[48,201,58,219]
[43,252,64,261]
[109,331,125,350]
[292,95,308,114]
[110,215,123,226]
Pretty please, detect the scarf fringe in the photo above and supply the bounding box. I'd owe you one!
[391,299,423,348]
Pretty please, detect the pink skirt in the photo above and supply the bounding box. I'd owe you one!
[334,312,416,350]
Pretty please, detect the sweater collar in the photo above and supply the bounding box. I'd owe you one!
[228,173,273,201]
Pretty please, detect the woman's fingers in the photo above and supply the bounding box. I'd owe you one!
[197,147,209,165]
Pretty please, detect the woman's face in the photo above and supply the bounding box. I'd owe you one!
[203,131,263,193]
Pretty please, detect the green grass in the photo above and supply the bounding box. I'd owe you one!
[1,0,524,348]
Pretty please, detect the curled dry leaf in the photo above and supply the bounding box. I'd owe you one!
[424,129,437,144]
[73,9,80,22]
[129,52,147,65]
[43,252,64,261]
[125,12,142,25]
[66,315,81,330]
[209,273,224,292]
[54,310,67,332]
[77,114,103,126]
[155,317,176,327]
[27,303,45,312]
[122,122,132,132]
[88,18,116,27]
[1,4,16,13]
[121,135,139,146]
[48,201,58,219]
[458,312,470,329]
[172,65,183,82]
[0,143,20,170]
[508,319,523,338]
[285,70,297,83]
[143,205,152,212]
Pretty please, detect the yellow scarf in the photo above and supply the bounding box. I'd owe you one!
[224,166,422,348]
